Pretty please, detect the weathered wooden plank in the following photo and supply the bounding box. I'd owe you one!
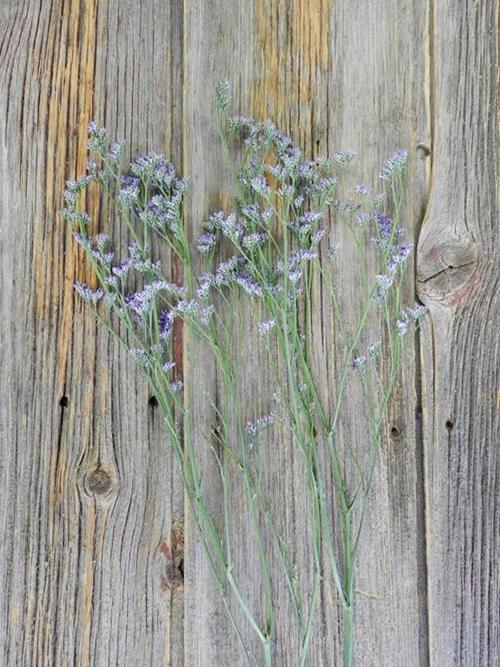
[417,1,499,665]
[0,0,496,664]
[313,4,430,666]
[0,2,183,665]
[321,3,431,665]
[184,1,430,665]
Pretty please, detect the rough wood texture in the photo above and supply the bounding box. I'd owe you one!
[1,0,497,665]
[417,1,499,665]
[0,2,184,665]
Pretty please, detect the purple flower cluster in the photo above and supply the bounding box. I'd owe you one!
[396,304,428,336]
[258,319,276,337]
[246,413,274,437]
[288,211,324,241]
[72,232,114,268]
[371,214,414,303]
[130,153,176,189]
[352,355,367,373]
[159,310,174,340]
[74,283,104,305]
[64,111,424,438]
[129,347,149,369]
[125,280,185,324]
[379,150,408,181]
[87,122,107,154]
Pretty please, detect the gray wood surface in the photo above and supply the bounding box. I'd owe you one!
[0,0,497,665]
[0,2,184,665]
[417,1,499,665]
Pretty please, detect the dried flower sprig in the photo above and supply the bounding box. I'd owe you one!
[62,83,425,667]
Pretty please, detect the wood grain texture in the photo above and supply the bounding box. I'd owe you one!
[183,1,431,665]
[0,0,498,665]
[417,1,499,665]
[0,1,184,665]
[318,3,431,665]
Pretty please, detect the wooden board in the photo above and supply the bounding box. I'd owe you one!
[0,0,497,664]
[417,1,499,665]
[0,1,184,665]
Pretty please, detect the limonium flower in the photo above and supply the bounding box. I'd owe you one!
[379,149,408,181]
[74,283,104,305]
[258,320,276,337]
[63,95,426,667]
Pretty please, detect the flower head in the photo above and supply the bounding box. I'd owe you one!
[258,319,276,337]
[216,80,231,113]
[246,413,274,437]
[352,355,367,373]
[130,348,149,369]
[74,283,104,305]
[379,150,408,181]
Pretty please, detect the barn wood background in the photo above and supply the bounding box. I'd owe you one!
[0,0,498,665]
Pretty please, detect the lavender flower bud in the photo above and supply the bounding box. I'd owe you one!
[130,348,149,369]
[170,380,183,394]
[235,274,263,296]
[258,319,276,337]
[396,314,410,336]
[107,141,126,165]
[216,80,231,113]
[246,413,274,436]
[159,310,174,340]
[242,232,267,250]
[288,270,303,283]
[333,151,356,169]
[215,256,238,286]
[196,232,217,255]
[196,273,214,300]
[74,283,104,305]
[379,150,408,181]
[328,241,340,258]
[250,175,271,198]
[355,184,370,196]
[409,305,427,322]
[87,122,107,155]
[352,355,367,373]
[174,300,199,317]
[61,209,89,226]
[119,184,140,206]
[356,213,370,227]
[199,305,215,325]
[163,360,176,372]
[311,228,326,245]
[112,259,132,279]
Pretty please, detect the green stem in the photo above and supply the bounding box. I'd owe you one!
[342,604,354,667]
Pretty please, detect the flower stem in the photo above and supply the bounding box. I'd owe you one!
[342,603,354,667]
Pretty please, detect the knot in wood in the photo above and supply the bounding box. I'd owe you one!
[417,234,478,307]
[84,468,114,497]
[416,143,431,158]
[159,515,184,592]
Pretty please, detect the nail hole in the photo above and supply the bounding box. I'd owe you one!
[59,396,69,407]
[148,395,158,408]
[390,424,401,439]
[445,420,454,431]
